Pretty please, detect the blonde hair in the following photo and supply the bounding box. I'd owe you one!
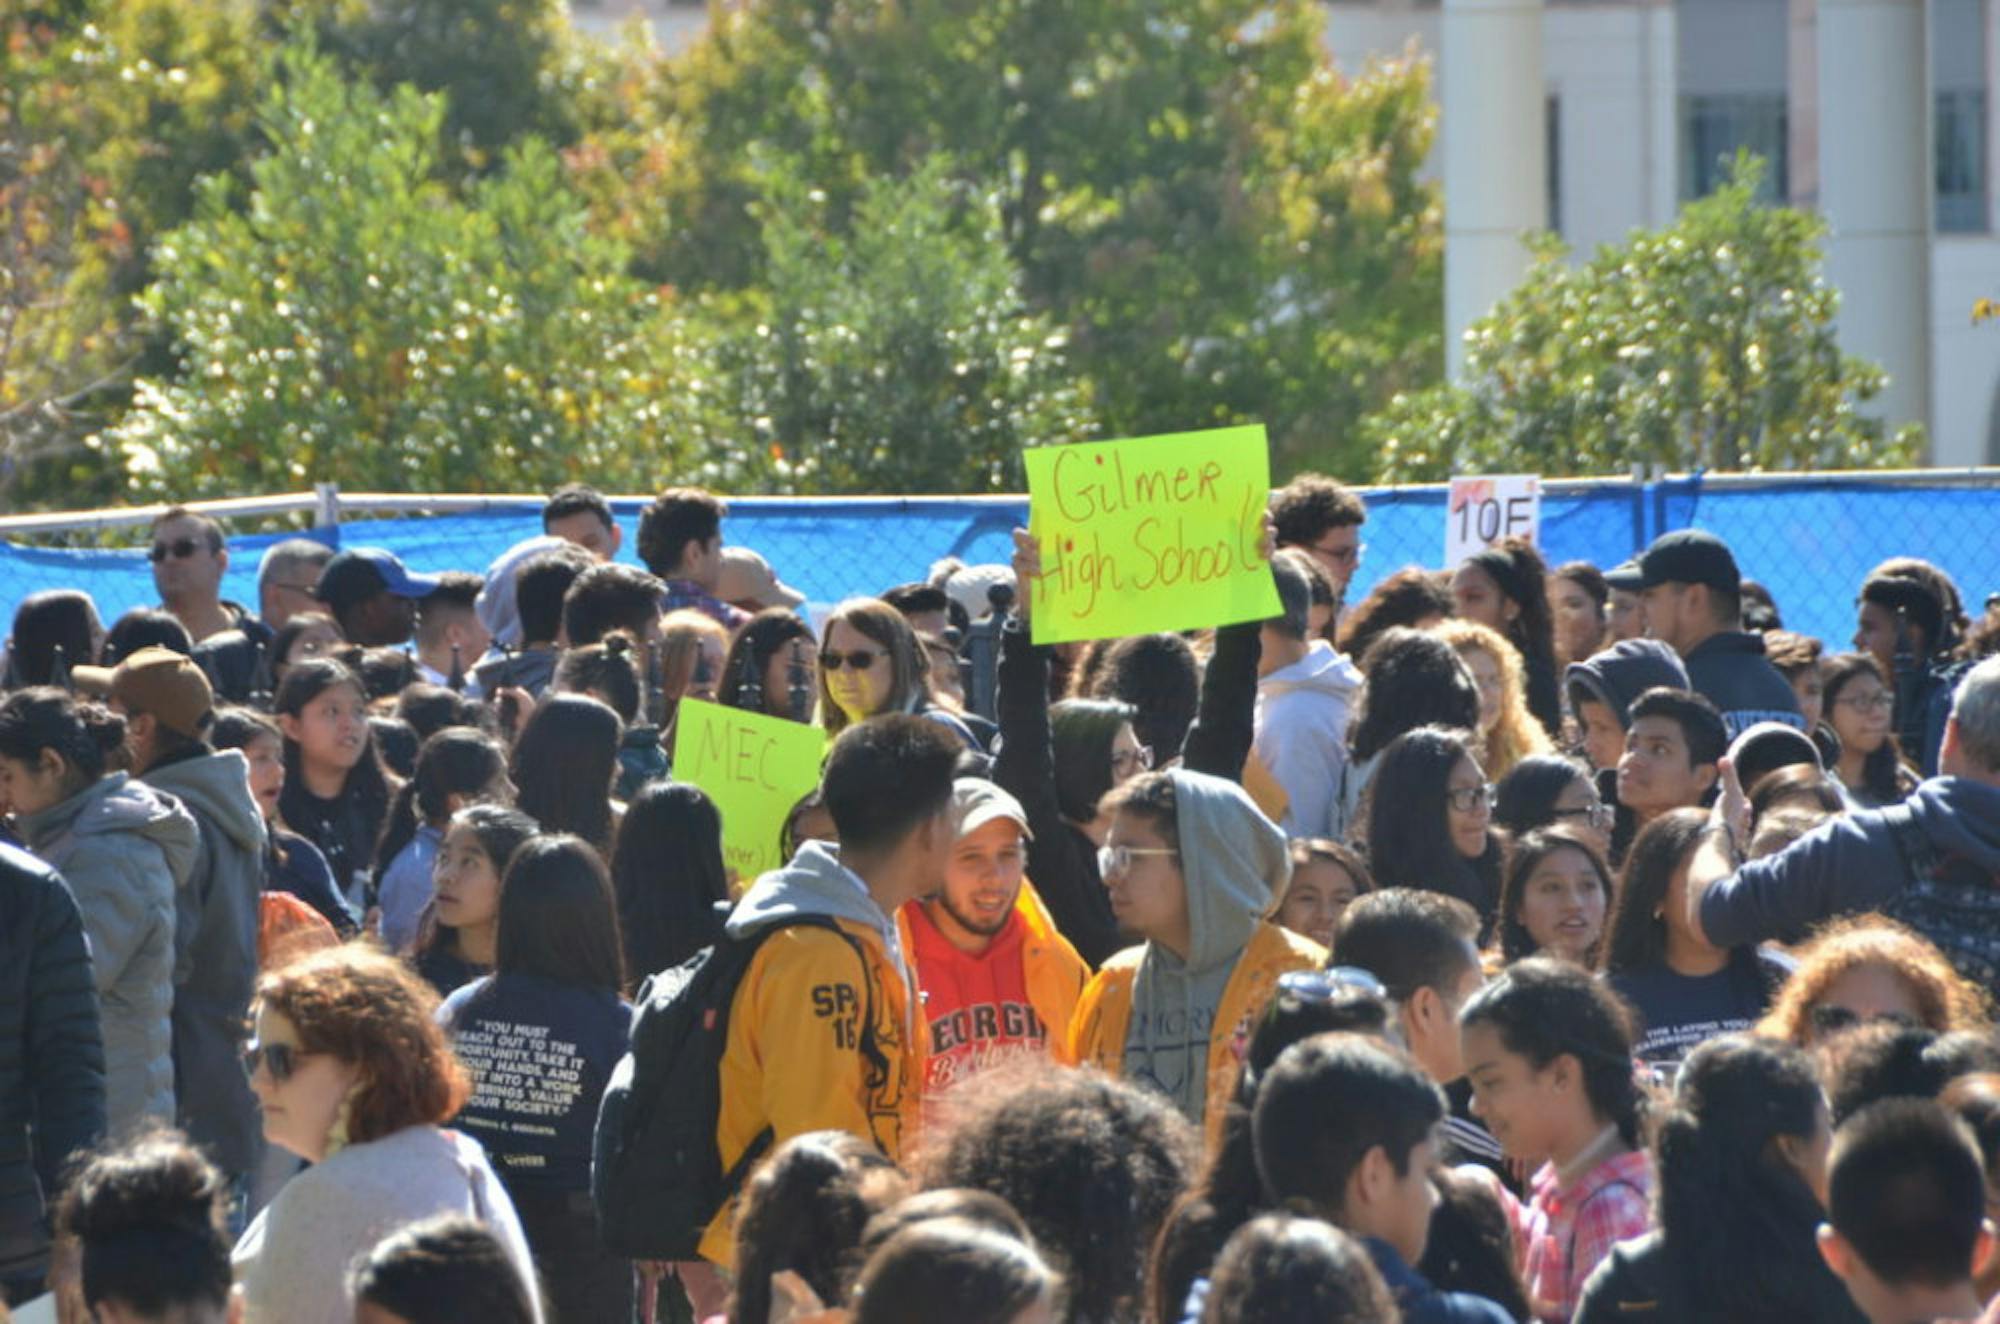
[1433,618,1551,781]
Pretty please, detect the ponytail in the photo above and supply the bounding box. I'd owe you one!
[1460,955,1651,1148]
[373,727,509,886]
[0,688,127,793]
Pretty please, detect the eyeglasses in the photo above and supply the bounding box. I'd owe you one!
[1278,966,1388,1003]
[1836,692,1895,715]
[1097,844,1178,877]
[1309,539,1365,567]
[271,580,320,597]
[241,1040,309,1084]
[821,648,885,672]
[1553,801,1615,830]
[1808,1005,1921,1037]
[149,538,208,562]
[1446,782,1496,813]
[1110,745,1155,775]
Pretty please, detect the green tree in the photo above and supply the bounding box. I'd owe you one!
[575,0,1440,479]
[1362,156,1921,480]
[105,40,727,499]
[719,158,1097,493]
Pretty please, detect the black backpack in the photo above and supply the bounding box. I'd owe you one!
[590,914,883,1260]
[1879,803,2000,997]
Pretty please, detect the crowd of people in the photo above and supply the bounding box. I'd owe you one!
[0,475,1998,1324]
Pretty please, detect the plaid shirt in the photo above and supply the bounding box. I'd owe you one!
[1517,1145,1654,1323]
[660,579,750,631]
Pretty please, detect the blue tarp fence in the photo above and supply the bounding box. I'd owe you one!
[2,472,1995,650]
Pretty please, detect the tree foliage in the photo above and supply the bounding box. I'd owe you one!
[719,158,1098,494]
[1361,156,1922,480]
[107,41,728,499]
[575,0,1442,478]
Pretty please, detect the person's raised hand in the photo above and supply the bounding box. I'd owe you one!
[1712,753,1750,849]
[1011,527,1042,625]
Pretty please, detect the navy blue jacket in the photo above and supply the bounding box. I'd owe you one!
[1681,630,1803,738]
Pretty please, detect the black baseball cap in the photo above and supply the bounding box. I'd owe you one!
[1638,530,1740,594]
[1603,559,1644,592]
[314,547,442,612]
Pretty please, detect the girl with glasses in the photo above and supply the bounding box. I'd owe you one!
[1822,652,1920,809]
[1067,768,1323,1152]
[1362,726,1503,932]
[1493,753,1614,860]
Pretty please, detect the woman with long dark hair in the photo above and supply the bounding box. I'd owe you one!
[510,693,623,857]
[611,779,731,979]
[5,589,102,686]
[211,707,356,935]
[1601,809,1788,1070]
[1362,726,1503,927]
[275,658,395,908]
[373,727,512,954]
[718,607,819,722]
[1576,1034,1864,1323]
[1821,652,1920,808]
[1452,537,1563,737]
[413,805,539,998]
[440,834,632,1324]
[1338,628,1481,836]
[1493,826,1613,967]
[1493,753,1613,858]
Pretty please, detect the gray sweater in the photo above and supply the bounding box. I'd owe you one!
[232,1124,541,1324]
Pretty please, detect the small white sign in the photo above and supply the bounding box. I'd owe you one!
[1446,474,1541,566]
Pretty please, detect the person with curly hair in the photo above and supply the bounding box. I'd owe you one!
[1270,473,1368,606]
[1754,917,1991,1050]
[1435,619,1553,783]
[922,1068,1196,1324]
[232,945,539,1324]
[1335,568,1452,667]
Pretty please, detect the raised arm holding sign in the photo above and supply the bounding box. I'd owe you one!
[672,698,827,882]
[1023,425,1283,645]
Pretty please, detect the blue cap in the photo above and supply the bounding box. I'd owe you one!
[314,547,442,610]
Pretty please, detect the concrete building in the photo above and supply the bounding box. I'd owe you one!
[576,0,2000,462]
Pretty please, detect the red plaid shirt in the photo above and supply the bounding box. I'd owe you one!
[1517,1145,1653,1322]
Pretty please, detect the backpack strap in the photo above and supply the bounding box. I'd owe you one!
[1564,1175,1647,1292]
[1879,802,1938,884]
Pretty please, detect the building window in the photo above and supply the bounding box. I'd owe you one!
[1937,89,1987,233]
[1680,94,1788,201]
[1547,93,1562,237]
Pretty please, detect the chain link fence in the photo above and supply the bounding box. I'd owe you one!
[0,474,1994,650]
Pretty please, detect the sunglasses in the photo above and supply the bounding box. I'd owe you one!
[1808,1005,1922,1037]
[1278,966,1388,1003]
[241,1040,310,1084]
[821,649,884,672]
[149,537,209,562]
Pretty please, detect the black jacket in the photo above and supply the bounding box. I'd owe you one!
[1575,1229,1865,1324]
[0,844,106,1284]
[993,618,1259,967]
[1682,630,1805,738]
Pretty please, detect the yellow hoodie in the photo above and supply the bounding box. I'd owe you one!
[699,842,920,1266]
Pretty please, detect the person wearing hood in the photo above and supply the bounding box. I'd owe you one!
[1565,638,1692,774]
[698,713,963,1268]
[1692,655,2000,999]
[1067,767,1324,1150]
[86,647,268,1183]
[896,779,1089,1101]
[1254,550,1362,840]
[0,687,199,1135]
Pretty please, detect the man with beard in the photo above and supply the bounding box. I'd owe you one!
[900,779,1089,1097]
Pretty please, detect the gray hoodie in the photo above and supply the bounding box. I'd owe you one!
[726,840,904,964]
[1255,642,1363,839]
[142,749,267,1176]
[19,773,199,1136]
[1123,770,1290,1127]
